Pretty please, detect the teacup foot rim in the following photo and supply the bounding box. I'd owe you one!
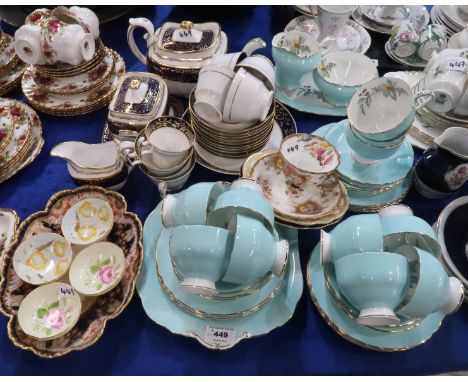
[357,307,400,327]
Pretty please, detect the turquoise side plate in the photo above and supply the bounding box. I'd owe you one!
[314,119,414,186]
[275,72,347,116]
[137,202,303,350]
[307,242,445,351]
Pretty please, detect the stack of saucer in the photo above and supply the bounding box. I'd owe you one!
[22,43,125,116]
[314,77,418,212]
[308,205,463,351]
[0,32,27,95]
[189,91,275,159]
[431,5,468,35]
[137,179,303,349]
[0,98,44,184]
[242,134,349,229]
[352,5,430,35]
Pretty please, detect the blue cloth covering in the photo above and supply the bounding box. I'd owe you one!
[0,5,467,376]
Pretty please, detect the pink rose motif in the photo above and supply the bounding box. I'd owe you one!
[398,32,417,43]
[44,308,65,330]
[97,265,115,285]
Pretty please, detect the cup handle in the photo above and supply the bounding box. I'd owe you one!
[158,181,168,198]
[127,17,155,65]
[242,37,267,56]
[414,90,435,111]
[319,36,337,55]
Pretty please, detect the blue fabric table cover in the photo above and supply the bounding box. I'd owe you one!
[0,5,467,376]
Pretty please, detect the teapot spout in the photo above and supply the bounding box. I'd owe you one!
[433,127,468,160]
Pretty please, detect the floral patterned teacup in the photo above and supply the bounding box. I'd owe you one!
[316,5,355,43]
[279,133,340,187]
[17,282,81,340]
[69,242,125,296]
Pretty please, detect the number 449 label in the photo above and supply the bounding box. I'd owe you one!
[204,326,236,346]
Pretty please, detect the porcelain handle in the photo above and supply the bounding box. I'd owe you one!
[414,90,435,111]
[158,181,168,198]
[127,17,155,65]
[319,36,337,56]
[242,37,266,56]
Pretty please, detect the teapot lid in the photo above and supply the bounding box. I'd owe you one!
[109,72,167,121]
[155,20,221,57]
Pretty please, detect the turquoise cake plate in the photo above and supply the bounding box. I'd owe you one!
[137,202,303,350]
[307,242,445,351]
[275,72,347,116]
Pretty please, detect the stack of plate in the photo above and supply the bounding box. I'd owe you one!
[353,5,430,35]
[189,91,275,160]
[242,150,349,229]
[21,41,125,116]
[0,32,27,95]
[0,98,44,183]
[431,5,468,36]
[137,183,303,350]
[314,120,414,213]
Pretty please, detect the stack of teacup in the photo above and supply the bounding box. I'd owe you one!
[121,116,196,196]
[320,204,463,327]
[0,30,27,95]
[15,6,125,116]
[387,17,447,67]
[160,179,289,301]
[190,38,276,159]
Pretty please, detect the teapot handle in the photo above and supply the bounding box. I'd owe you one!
[127,17,155,65]
[414,90,435,111]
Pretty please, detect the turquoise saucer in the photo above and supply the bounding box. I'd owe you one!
[346,172,413,212]
[137,202,303,350]
[275,72,347,116]
[307,242,445,351]
[156,227,284,319]
[314,119,414,186]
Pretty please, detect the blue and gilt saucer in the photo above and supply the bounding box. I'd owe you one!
[137,202,303,350]
[275,72,347,116]
[307,242,445,351]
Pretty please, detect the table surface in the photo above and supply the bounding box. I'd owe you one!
[0,5,467,376]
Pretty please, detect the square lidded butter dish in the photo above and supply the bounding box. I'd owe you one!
[108,72,168,139]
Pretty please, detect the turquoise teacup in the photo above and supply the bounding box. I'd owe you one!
[335,251,409,327]
[313,51,378,106]
[394,245,463,318]
[379,205,437,239]
[169,225,233,296]
[345,124,404,163]
[272,30,322,91]
[222,213,288,285]
[207,179,275,233]
[161,181,227,227]
[320,213,383,264]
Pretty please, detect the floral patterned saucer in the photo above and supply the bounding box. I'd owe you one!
[275,72,347,116]
[0,34,27,96]
[30,48,115,95]
[138,201,303,350]
[17,282,81,341]
[245,151,347,225]
[384,41,426,68]
[360,5,429,28]
[0,101,44,184]
[285,16,371,55]
[0,209,19,260]
[22,49,125,116]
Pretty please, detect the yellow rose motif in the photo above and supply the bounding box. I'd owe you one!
[54,259,69,276]
[98,206,110,222]
[294,176,305,186]
[275,158,284,169]
[77,225,97,241]
[383,82,394,90]
[78,201,96,218]
[52,241,66,257]
[26,250,47,271]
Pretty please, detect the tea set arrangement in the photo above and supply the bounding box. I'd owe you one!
[0,4,467,357]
